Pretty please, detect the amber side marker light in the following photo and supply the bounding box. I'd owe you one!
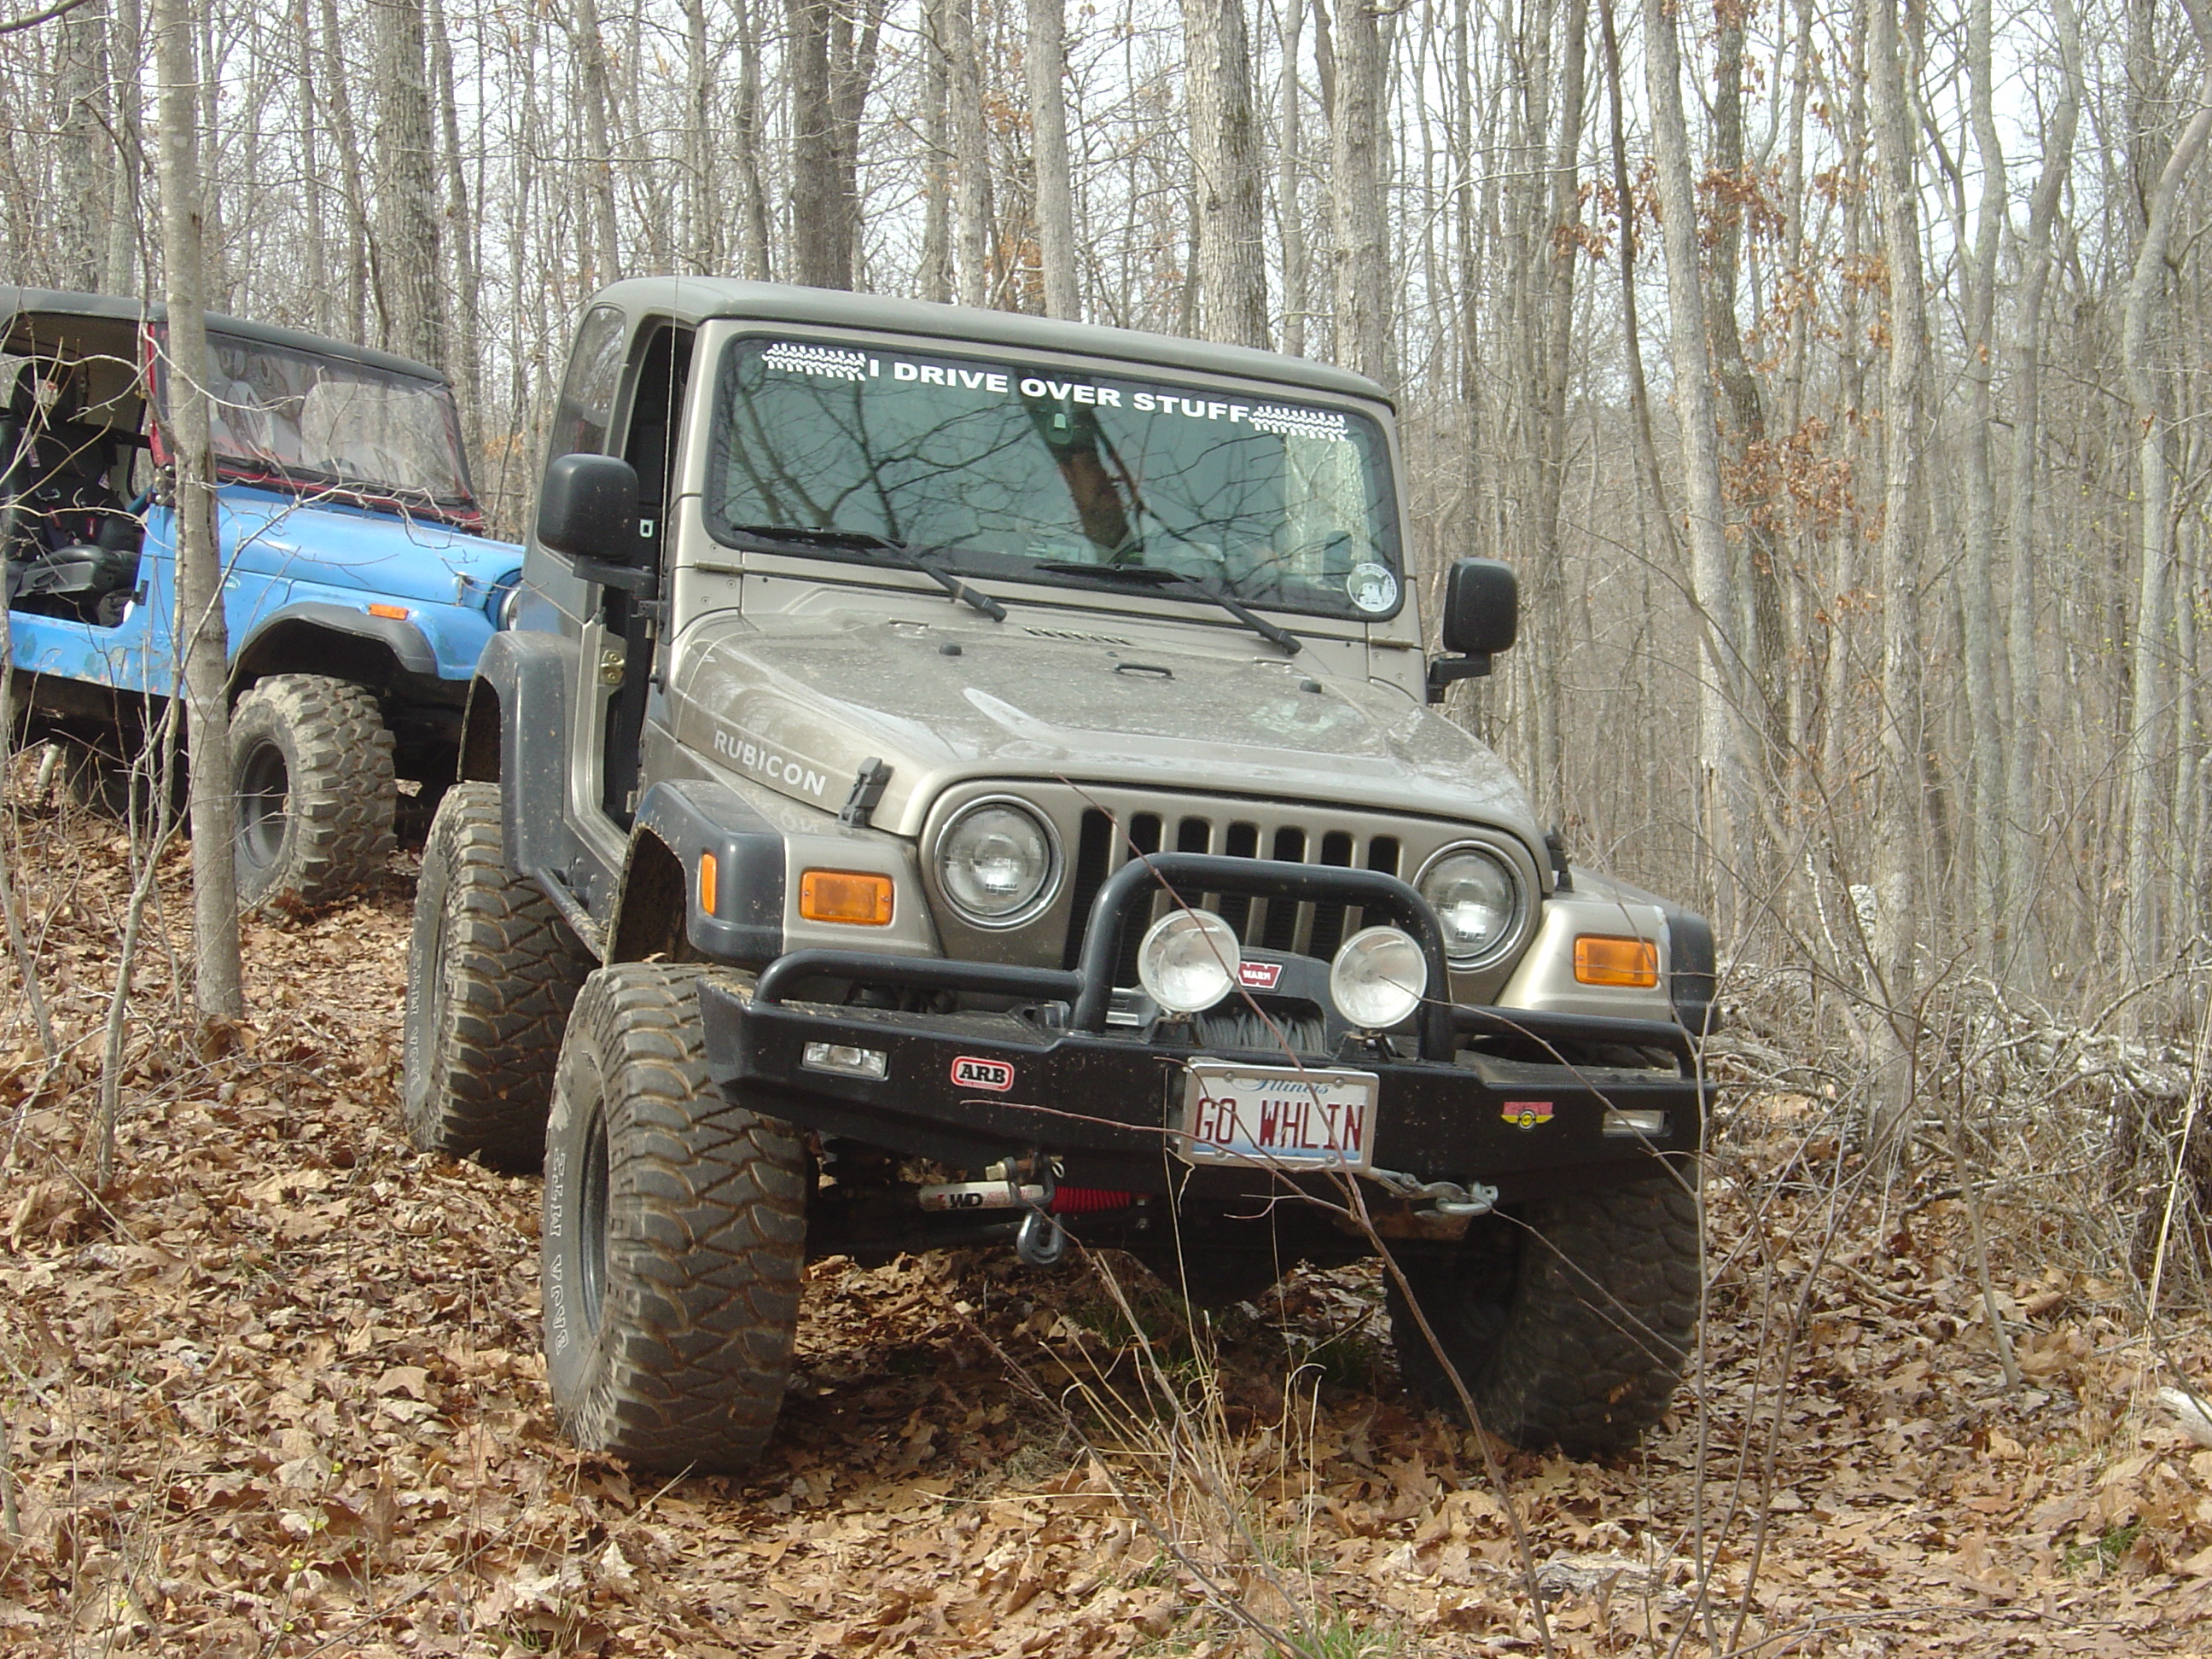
[1575,935,1659,987]
[801,870,895,925]
[366,602,410,620]
[698,853,719,915]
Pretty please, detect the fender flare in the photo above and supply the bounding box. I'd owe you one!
[626,778,787,966]
[230,602,437,686]
[462,629,585,882]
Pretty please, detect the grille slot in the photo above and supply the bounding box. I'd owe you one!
[1068,804,1412,974]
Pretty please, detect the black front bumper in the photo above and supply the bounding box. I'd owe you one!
[697,853,1709,1204]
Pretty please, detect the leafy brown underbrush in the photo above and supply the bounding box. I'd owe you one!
[3,798,2212,1656]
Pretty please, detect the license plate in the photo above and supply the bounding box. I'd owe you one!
[1175,1060,1378,1173]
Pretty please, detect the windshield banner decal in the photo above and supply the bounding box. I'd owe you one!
[760,341,1352,440]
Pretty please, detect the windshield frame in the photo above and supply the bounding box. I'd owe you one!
[150,325,485,530]
[700,327,1407,626]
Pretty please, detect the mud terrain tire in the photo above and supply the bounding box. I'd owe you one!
[401,783,593,1170]
[1388,1170,1699,1455]
[542,963,808,1473]
[229,673,395,908]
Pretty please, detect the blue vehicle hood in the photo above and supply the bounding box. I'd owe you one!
[218,487,522,602]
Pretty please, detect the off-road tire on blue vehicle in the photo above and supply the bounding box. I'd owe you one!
[1387,1170,1700,1456]
[542,963,808,1474]
[228,672,396,909]
[400,783,592,1169]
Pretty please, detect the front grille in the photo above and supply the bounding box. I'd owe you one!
[1059,800,1405,976]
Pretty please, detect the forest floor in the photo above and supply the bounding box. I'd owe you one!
[3,806,2212,1657]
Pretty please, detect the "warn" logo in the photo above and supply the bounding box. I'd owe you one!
[951,1056,1016,1091]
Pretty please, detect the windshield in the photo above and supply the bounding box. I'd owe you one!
[164,331,478,519]
[707,337,1403,622]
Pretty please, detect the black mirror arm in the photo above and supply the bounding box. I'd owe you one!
[1425,652,1493,703]
[567,554,656,594]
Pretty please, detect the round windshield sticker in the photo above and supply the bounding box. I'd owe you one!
[1347,562,1398,614]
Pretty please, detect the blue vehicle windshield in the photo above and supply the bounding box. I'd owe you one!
[706,337,1404,622]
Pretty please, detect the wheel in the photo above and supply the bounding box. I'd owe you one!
[542,963,808,1473]
[228,673,396,908]
[1388,1169,1700,1455]
[400,783,593,1170]
[60,742,157,823]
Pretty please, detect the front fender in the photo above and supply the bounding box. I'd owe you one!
[463,629,584,882]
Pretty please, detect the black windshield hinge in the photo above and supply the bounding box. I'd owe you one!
[839,757,893,828]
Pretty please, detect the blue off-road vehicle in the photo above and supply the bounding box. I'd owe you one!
[1,290,522,907]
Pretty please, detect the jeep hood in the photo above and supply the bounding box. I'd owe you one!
[669,614,1540,839]
[215,486,522,602]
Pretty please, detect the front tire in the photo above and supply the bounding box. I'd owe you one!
[542,963,808,1473]
[400,783,593,1170]
[1388,1169,1700,1456]
[229,673,395,908]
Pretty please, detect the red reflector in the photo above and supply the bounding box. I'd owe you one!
[1050,1187,1136,1215]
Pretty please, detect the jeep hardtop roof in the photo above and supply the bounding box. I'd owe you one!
[0,287,450,386]
[585,278,1394,409]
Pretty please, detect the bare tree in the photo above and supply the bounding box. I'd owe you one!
[1026,0,1080,318]
[370,0,444,365]
[1183,0,1268,345]
[1327,0,1388,381]
[151,0,243,1022]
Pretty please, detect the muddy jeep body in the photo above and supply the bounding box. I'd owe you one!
[1,290,521,905]
[417,278,1715,1470]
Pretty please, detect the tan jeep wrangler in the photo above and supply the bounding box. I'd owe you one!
[402,279,1716,1471]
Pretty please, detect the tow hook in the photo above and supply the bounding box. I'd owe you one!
[1014,1159,1068,1268]
[1370,1170,1500,1220]
[916,1155,1070,1268]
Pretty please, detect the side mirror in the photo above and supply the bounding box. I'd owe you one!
[1429,558,1516,701]
[537,453,650,585]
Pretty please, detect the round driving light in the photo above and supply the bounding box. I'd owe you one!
[1137,908,1242,1015]
[1417,846,1522,966]
[1330,926,1428,1030]
[939,800,1057,925]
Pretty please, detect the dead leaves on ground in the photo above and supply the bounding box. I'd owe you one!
[2,806,2211,1655]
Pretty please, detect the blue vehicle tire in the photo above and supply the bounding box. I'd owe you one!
[229,673,396,910]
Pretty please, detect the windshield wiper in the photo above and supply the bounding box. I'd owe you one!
[1035,562,1301,655]
[725,524,1006,621]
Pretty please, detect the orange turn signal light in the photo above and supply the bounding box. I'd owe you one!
[698,852,719,915]
[800,869,894,925]
[366,602,410,620]
[1575,935,1658,987]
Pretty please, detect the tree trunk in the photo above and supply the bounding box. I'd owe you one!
[572,0,623,288]
[1641,0,1750,935]
[1866,0,1932,1146]
[1327,0,1389,383]
[151,0,243,1022]
[1183,0,1269,346]
[1278,0,1307,356]
[736,0,771,280]
[1026,0,1079,318]
[920,0,953,301]
[317,0,368,339]
[1958,0,2005,952]
[2002,0,2080,983]
[104,0,143,294]
[950,0,993,306]
[2118,49,2212,988]
[373,0,444,366]
[57,0,111,291]
[789,0,847,288]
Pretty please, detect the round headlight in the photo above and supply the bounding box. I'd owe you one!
[938,800,1057,925]
[1137,908,1242,1015]
[1417,846,1522,967]
[1329,925,1427,1029]
[486,569,525,629]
